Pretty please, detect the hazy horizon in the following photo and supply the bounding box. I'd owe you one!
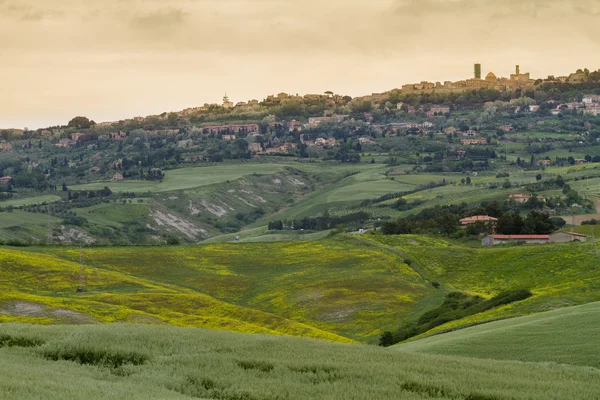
[2,0,600,129]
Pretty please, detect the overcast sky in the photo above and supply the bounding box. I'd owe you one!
[1,0,599,129]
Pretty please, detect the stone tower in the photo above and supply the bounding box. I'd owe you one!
[516,65,520,75]
[474,63,482,79]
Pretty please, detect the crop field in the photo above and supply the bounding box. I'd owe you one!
[397,301,600,368]
[2,323,599,400]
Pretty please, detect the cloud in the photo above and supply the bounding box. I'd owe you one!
[130,7,189,33]
[0,1,63,21]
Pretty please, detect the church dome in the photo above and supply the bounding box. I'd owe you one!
[486,72,497,80]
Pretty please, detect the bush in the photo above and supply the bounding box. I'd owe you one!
[166,236,180,245]
[379,289,533,346]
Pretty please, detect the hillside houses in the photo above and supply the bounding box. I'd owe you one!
[56,138,75,148]
[459,215,498,228]
[315,138,337,146]
[443,126,457,134]
[0,143,13,151]
[460,138,487,145]
[426,105,450,117]
[248,143,262,152]
[202,124,259,134]
[508,194,546,203]
[583,94,600,104]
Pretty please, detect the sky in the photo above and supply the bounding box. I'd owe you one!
[1,0,600,129]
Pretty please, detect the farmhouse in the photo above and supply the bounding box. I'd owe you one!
[112,173,124,181]
[0,176,12,184]
[459,215,498,228]
[549,232,588,243]
[482,234,550,246]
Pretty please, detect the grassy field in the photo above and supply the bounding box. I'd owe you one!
[0,211,61,241]
[397,301,600,368]
[0,194,62,207]
[0,322,599,400]
[69,162,382,194]
[69,164,290,193]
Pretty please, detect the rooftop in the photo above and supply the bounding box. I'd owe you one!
[488,235,550,240]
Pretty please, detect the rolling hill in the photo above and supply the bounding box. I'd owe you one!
[2,234,600,344]
[396,301,600,368]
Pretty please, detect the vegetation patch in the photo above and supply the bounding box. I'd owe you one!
[380,289,532,346]
[237,360,274,373]
[401,381,504,400]
[289,364,341,383]
[175,376,265,400]
[43,347,148,369]
[0,334,44,348]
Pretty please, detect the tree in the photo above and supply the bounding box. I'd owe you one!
[535,174,542,181]
[379,331,396,347]
[62,183,67,191]
[67,116,94,129]
[466,176,471,185]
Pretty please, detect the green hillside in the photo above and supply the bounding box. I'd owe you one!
[396,301,600,368]
[363,234,600,334]
[2,234,600,344]
[1,322,599,400]
[0,237,433,341]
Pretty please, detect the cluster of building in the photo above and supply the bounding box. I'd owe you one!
[401,65,536,94]
[549,94,600,116]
